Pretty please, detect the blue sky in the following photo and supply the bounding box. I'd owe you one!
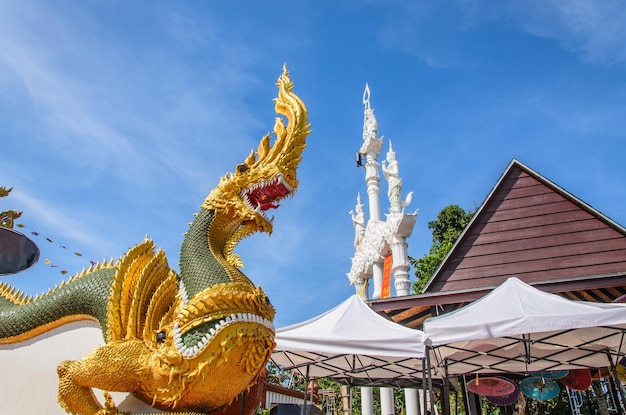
[1,1,625,327]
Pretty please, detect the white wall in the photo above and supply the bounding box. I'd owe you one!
[0,321,159,414]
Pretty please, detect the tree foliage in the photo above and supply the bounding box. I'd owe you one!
[410,205,475,294]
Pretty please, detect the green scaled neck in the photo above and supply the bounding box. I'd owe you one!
[179,208,233,298]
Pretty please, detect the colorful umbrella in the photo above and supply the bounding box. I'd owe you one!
[529,370,568,379]
[560,369,591,391]
[467,376,517,397]
[519,377,560,401]
[485,377,519,406]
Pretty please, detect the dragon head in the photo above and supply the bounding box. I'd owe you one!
[202,65,310,237]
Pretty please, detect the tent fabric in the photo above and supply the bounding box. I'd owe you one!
[424,277,626,376]
[272,294,427,386]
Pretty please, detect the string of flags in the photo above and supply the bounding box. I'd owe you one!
[15,223,97,275]
[1,186,96,276]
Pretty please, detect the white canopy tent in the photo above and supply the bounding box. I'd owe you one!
[272,294,428,387]
[423,277,626,377]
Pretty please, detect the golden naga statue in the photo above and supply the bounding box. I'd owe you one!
[0,66,311,415]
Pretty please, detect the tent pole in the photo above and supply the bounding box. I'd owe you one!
[301,366,310,415]
[440,378,450,415]
[349,386,353,415]
[422,359,428,415]
[606,349,626,411]
[426,346,435,415]
[461,375,473,415]
[608,377,624,415]
[523,334,531,371]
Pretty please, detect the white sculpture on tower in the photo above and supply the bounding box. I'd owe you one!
[349,193,366,248]
[381,140,413,213]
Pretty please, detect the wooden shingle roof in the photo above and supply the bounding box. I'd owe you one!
[425,159,626,292]
[370,159,626,328]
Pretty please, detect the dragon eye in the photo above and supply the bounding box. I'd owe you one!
[236,164,249,173]
[156,331,166,343]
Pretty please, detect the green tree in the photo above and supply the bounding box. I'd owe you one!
[410,205,475,294]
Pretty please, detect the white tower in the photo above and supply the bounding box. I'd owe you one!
[347,85,418,299]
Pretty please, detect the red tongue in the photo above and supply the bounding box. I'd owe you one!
[252,183,289,211]
[258,194,279,210]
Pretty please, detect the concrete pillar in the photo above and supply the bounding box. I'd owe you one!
[361,387,374,415]
[380,387,394,415]
[404,388,420,415]
[390,235,411,296]
[371,261,384,299]
[364,153,381,221]
[418,390,428,415]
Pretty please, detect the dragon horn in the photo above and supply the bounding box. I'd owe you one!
[250,65,311,183]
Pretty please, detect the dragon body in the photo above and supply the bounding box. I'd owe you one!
[0,67,310,415]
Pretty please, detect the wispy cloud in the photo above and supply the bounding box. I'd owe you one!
[501,0,626,65]
[8,187,114,253]
[0,2,269,193]
[373,1,626,68]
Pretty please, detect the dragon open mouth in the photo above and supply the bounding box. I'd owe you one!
[242,174,294,217]
[172,282,276,359]
[173,313,275,359]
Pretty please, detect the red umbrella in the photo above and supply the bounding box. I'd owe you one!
[560,369,592,391]
[467,376,517,397]
[486,377,519,406]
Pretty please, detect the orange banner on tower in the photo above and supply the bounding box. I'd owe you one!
[381,254,392,298]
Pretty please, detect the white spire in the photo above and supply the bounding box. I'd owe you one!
[360,84,383,157]
[347,84,418,298]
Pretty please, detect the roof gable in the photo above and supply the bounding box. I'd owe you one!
[424,159,626,293]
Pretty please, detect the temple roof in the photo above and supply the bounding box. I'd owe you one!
[370,159,626,328]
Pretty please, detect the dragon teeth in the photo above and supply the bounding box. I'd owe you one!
[179,282,189,305]
[241,173,294,220]
[174,312,275,359]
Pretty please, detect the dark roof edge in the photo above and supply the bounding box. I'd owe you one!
[369,272,626,312]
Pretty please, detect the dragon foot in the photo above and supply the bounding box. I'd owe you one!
[57,340,149,415]
[58,359,107,415]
